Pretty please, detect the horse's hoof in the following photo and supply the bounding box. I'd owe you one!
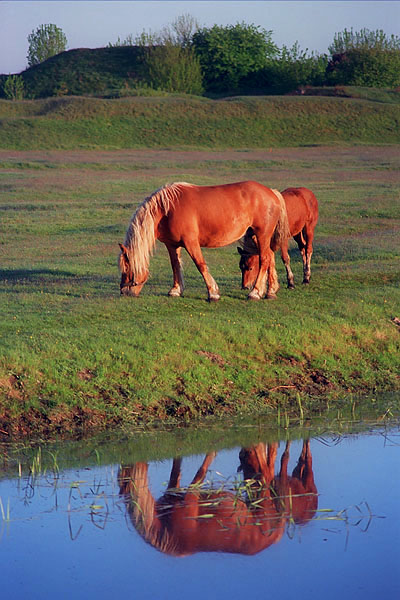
[302,280,310,285]
[168,290,182,297]
[208,294,220,302]
[247,292,261,301]
[288,283,295,290]
[266,293,277,300]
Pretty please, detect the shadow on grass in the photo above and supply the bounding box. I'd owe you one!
[0,269,117,297]
[0,268,78,281]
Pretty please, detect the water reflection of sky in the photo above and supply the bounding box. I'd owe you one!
[0,431,399,600]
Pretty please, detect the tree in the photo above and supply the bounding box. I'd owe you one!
[328,28,400,54]
[109,14,199,48]
[170,13,200,48]
[127,15,203,95]
[192,22,278,92]
[261,43,327,93]
[27,24,67,67]
[326,28,400,87]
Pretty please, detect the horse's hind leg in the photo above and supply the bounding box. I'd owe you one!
[292,440,317,497]
[293,231,309,284]
[280,240,295,289]
[303,225,315,284]
[166,245,184,297]
[183,239,220,301]
[296,226,314,284]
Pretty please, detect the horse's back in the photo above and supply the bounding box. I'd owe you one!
[164,180,281,248]
[282,187,319,234]
[178,180,276,207]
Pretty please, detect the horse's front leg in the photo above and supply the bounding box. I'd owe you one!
[294,231,312,285]
[183,240,220,301]
[168,458,183,489]
[248,244,277,300]
[266,250,280,299]
[190,452,217,486]
[166,244,184,297]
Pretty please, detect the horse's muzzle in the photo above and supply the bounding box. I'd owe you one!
[120,286,138,297]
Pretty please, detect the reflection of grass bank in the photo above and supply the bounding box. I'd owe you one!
[1,416,398,478]
[0,148,399,437]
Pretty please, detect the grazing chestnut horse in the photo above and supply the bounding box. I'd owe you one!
[238,187,318,290]
[118,441,317,557]
[119,181,290,301]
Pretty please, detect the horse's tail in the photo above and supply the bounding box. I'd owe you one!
[271,189,290,250]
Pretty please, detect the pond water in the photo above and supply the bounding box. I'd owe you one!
[0,420,399,600]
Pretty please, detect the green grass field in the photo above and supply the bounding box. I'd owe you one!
[0,144,399,437]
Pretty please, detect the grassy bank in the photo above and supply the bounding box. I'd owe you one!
[0,94,400,150]
[0,146,399,437]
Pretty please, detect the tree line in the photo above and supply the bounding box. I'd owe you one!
[3,17,400,99]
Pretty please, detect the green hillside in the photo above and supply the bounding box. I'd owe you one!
[0,94,399,150]
[1,46,146,98]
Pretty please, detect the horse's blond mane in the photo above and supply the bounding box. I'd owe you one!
[121,182,192,276]
[121,464,182,556]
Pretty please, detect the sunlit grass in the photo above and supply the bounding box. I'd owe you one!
[0,147,399,435]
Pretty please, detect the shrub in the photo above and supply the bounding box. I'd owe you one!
[3,75,25,100]
[143,44,203,95]
[326,48,400,87]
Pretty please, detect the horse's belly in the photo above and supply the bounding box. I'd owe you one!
[197,220,249,248]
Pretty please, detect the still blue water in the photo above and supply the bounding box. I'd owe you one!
[0,427,399,599]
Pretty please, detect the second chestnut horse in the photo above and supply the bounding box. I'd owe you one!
[238,187,318,290]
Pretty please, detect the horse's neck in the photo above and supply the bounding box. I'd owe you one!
[151,206,166,241]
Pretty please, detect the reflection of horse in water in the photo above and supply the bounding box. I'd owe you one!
[118,441,317,556]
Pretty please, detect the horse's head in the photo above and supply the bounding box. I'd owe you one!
[118,243,149,297]
[238,229,259,290]
[237,247,259,290]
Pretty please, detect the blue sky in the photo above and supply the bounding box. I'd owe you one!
[1,1,399,74]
